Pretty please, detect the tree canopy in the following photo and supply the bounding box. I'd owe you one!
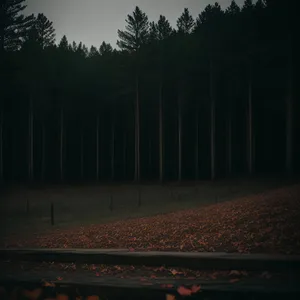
[0,0,297,183]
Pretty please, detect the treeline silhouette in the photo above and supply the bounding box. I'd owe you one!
[0,0,297,184]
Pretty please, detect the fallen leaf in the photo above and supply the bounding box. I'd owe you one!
[57,295,69,300]
[191,285,201,293]
[229,278,240,283]
[170,269,182,276]
[177,286,192,296]
[42,281,55,287]
[22,288,43,300]
[161,284,174,289]
[166,294,176,300]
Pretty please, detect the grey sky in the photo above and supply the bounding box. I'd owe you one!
[25,0,245,49]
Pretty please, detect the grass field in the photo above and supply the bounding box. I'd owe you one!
[0,177,297,244]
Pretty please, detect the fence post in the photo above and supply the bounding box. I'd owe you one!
[51,202,54,226]
[109,194,113,212]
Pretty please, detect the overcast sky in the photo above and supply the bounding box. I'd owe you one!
[25,0,245,49]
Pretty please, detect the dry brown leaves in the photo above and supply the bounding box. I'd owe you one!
[4,184,299,255]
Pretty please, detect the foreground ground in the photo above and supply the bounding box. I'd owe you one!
[0,182,299,300]
[0,177,296,241]
[2,182,300,255]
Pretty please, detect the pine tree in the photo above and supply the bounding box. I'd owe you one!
[58,35,68,51]
[157,15,172,182]
[71,41,77,52]
[117,6,149,182]
[196,3,223,26]
[226,0,241,15]
[99,41,113,55]
[76,41,88,57]
[89,45,99,58]
[255,0,266,9]
[175,9,194,180]
[0,0,34,51]
[242,0,255,12]
[117,6,149,52]
[177,8,194,34]
[33,13,55,48]
[149,21,158,42]
[157,15,173,40]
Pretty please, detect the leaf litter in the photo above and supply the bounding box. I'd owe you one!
[1,185,300,282]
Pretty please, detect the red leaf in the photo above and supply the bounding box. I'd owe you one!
[177,286,192,296]
[170,269,182,276]
[166,295,176,300]
[191,285,201,293]
[229,278,240,283]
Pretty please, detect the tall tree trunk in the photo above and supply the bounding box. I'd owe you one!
[286,35,293,175]
[41,123,45,181]
[11,127,14,180]
[0,29,4,54]
[148,138,152,178]
[123,132,127,179]
[247,62,254,175]
[178,90,182,182]
[28,100,30,180]
[28,97,33,182]
[195,102,199,181]
[80,128,84,180]
[60,106,64,182]
[134,75,140,182]
[210,60,216,181]
[111,111,115,181]
[158,79,163,183]
[0,110,3,182]
[227,80,232,176]
[96,114,100,181]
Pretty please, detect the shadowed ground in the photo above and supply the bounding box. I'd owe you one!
[1,178,299,255]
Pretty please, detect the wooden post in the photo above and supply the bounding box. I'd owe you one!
[51,202,54,226]
[109,194,113,212]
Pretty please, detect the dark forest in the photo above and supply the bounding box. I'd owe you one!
[0,0,297,184]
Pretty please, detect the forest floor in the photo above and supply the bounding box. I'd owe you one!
[0,179,300,300]
[0,177,299,254]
